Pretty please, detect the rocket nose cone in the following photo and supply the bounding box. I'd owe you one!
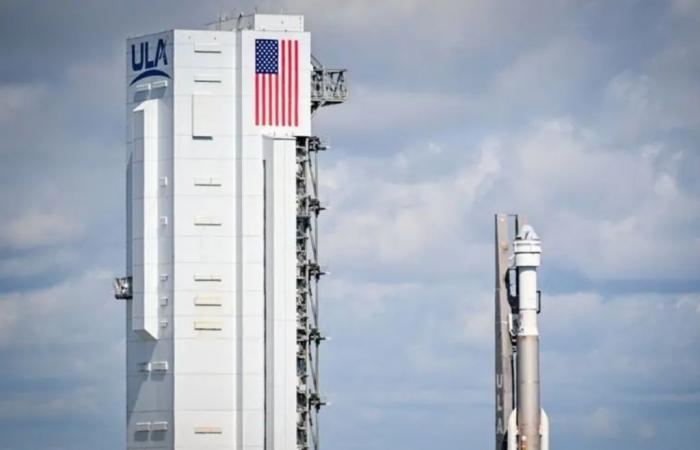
[516,224,539,241]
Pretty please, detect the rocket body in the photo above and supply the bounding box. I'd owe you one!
[514,225,542,450]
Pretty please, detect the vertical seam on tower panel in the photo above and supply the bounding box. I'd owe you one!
[263,158,268,450]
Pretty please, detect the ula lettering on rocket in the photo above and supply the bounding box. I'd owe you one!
[130,38,170,85]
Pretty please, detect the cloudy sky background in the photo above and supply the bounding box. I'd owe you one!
[1,0,699,449]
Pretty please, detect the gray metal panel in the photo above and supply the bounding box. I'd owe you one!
[517,336,541,449]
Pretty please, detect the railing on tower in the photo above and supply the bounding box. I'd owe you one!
[311,55,347,113]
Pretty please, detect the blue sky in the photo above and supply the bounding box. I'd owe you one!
[0,1,699,449]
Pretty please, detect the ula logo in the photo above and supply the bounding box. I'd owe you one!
[130,38,170,86]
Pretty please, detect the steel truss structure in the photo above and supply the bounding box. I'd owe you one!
[494,214,521,450]
[311,55,347,112]
[296,55,346,450]
[296,136,327,450]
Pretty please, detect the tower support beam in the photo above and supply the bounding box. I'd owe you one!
[296,136,327,450]
[494,214,514,450]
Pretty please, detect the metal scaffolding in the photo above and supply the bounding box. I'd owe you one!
[296,54,346,450]
[311,55,347,112]
[494,214,515,450]
[296,136,327,450]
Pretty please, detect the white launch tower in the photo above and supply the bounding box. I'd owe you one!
[114,14,346,450]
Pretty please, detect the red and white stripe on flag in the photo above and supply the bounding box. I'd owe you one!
[255,39,299,127]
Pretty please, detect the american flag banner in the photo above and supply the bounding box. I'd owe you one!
[255,38,299,127]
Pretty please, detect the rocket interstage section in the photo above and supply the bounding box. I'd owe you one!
[117,13,345,450]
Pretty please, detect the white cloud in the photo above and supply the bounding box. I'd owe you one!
[0,61,123,255]
[603,66,700,137]
[600,7,700,139]
[324,277,421,320]
[637,423,656,440]
[496,120,700,278]
[0,249,78,278]
[488,36,598,113]
[281,0,493,48]
[321,118,700,279]
[582,407,621,438]
[0,268,123,429]
[322,142,499,265]
[313,84,466,136]
[282,0,581,59]
[0,84,46,124]
[0,269,118,352]
[541,291,700,393]
[0,210,84,250]
[670,0,700,20]
[0,385,103,420]
[0,301,18,350]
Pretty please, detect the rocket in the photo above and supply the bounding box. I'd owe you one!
[507,224,550,450]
